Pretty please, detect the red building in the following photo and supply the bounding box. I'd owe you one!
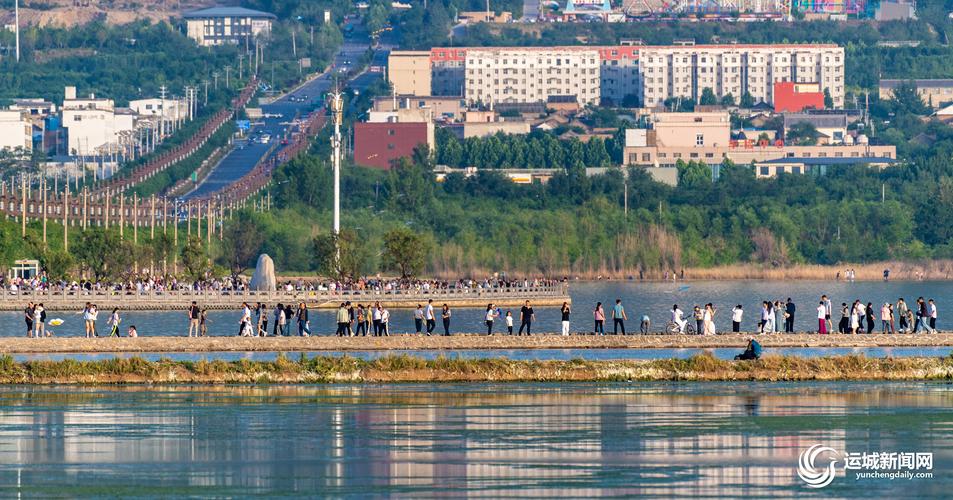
[774,82,826,113]
[353,122,432,169]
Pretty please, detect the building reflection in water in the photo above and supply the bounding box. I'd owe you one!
[0,383,949,497]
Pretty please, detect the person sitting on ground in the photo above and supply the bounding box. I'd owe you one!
[734,338,762,361]
[127,325,138,338]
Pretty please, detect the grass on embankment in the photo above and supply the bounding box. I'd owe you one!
[4,353,953,384]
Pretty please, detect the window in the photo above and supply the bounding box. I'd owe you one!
[641,153,651,161]
[760,167,769,176]
[696,134,704,146]
[793,167,801,174]
[388,129,396,136]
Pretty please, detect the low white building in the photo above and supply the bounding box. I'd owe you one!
[183,7,276,47]
[61,86,135,156]
[0,110,31,152]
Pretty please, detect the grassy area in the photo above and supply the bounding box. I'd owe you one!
[3,353,953,384]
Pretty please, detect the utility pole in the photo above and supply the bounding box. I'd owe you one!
[224,67,230,88]
[203,79,209,106]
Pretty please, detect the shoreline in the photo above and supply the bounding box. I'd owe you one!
[0,333,952,353]
[1,352,953,383]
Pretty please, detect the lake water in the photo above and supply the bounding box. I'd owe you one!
[0,382,949,497]
[1,280,949,337]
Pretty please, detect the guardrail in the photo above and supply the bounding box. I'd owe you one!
[0,285,571,311]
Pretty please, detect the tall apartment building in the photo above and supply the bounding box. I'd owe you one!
[388,51,434,96]
[388,43,845,108]
[638,44,844,108]
[183,7,275,47]
[463,47,602,106]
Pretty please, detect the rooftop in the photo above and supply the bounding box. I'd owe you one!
[783,113,848,129]
[880,79,953,89]
[760,157,898,166]
[183,7,277,19]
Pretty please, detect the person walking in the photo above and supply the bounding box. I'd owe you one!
[694,305,705,335]
[839,303,850,334]
[372,302,383,336]
[425,299,436,335]
[485,304,497,335]
[34,303,46,338]
[355,305,367,336]
[297,303,311,337]
[273,304,283,336]
[414,304,424,334]
[285,304,294,334]
[817,301,827,334]
[897,298,909,333]
[441,304,451,336]
[703,303,716,335]
[518,301,535,336]
[82,302,92,338]
[24,302,35,338]
[505,311,514,335]
[239,302,252,337]
[89,304,98,337]
[258,303,268,336]
[200,308,209,337]
[731,305,743,333]
[612,299,628,335]
[785,298,796,333]
[881,303,892,334]
[347,302,355,337]
[759,302,769,334]
[849,301,860,334]
[107,308,122,337]
[594,302,605,335]
[560,302,571,336]
[865,302,875,334]
[822,295,833,333]
[277,304,288,336]
[929,299,938,332]
[336,303,349,336]
[380,306,390,336]
[188,301,201,337]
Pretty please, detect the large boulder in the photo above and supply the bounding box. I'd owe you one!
[249,254,276,291]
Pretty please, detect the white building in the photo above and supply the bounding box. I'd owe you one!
[638,44,844,108]
[463,47,602,106]
[183,7,276,47]
[61,87,135,156]
[0,110,31,152]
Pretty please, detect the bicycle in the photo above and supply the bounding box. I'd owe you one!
[666,321,695,335]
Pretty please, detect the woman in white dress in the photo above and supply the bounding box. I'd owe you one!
[703,303,717,335]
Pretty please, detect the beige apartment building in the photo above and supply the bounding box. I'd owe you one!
[463,47,602,106]
[879,79,953,108]
[638,44,844,108]
[387,51,433,96]
[388,43,845,108]
[183,7,275,47]
[623,111,894,169]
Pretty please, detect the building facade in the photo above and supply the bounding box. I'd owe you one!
[773,82,826,112]
[61,87,135,156]
[389,43,845,108]
[0,110,31,152]
[184,7,275,47]
[879,79,953,109]
[388,51,434,96]
[623,111,894,168]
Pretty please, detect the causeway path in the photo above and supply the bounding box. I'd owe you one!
[2,333,952,354]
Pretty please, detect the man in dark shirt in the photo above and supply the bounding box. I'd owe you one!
[785,298,796,333]
[24,303,35,338]
[187,301,200,337]
[518,300,535,336]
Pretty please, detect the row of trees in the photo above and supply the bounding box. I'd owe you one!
[435,129,615,169]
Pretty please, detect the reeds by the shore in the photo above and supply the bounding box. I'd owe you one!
[2,352,953,384]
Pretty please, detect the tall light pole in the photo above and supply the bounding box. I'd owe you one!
[329,91,344,240]
[14,0,20,62]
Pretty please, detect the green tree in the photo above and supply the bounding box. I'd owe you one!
[823,87,834,108]
[41,249,74,281]
[181,236,209,280]
[700,87,717,106]
[312,229,368,279]
[740,91,755,108]
[73,228,113,280]
[151,231,175,274]
[381,227,430,279]
[786,122,820,146]
[720,93,736,106]
[220,212,265,275]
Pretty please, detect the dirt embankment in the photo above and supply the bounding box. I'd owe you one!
[2,352,953,384]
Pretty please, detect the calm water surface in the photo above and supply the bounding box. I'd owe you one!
[1,280,950,337]
[0,383,949,497]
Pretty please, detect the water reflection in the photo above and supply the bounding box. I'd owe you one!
[0,383,950,497]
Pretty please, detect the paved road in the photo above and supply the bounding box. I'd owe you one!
[184,24,377,200]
